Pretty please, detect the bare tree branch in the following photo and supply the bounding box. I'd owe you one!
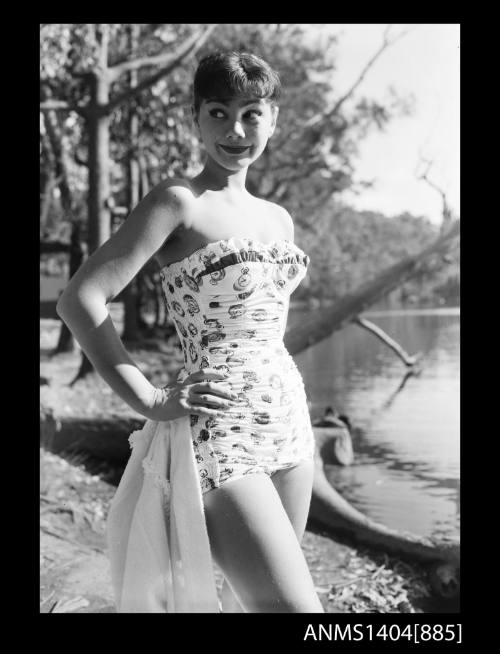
[40,97,89,118]
[39,100,71,111]
[39,100,88,117]
[304,25,413,130]
[415,154,454,230]
[353,316,421,366]
[258,25,413,189]
[106,24,217,111]
[263,161,321,200]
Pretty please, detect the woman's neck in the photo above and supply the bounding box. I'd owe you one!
[193,158,250,196]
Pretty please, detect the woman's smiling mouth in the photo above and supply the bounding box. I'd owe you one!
[218,144,251,155]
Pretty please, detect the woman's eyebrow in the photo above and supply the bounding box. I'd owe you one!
[205,97,263,107]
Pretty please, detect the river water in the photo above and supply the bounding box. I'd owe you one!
[289,306,460,541]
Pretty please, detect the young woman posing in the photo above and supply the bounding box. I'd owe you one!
[57,50,323,613]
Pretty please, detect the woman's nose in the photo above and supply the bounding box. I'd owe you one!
[226,120,245,139]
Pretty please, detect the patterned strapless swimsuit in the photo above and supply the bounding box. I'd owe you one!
[159,236,316,493]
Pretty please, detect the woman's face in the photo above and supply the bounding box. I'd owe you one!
[194,95,278,171]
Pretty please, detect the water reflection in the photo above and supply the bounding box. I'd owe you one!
[291,307,460,539]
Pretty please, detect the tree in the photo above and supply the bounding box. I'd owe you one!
[294,202,442,303]
[121,24,141,343]
[41,108,87,353]
[41,24,217,378]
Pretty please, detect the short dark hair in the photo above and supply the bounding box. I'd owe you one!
[193,51,281,114]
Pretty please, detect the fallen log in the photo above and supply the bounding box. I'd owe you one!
[40,407,142,463]
[285,220,459,356]
[309,437,459,598]
[310,444,458,564]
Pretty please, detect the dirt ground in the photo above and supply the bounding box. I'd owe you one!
[40,448,437,614]
[40,317,448,614]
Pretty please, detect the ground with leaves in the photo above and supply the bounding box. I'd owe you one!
[40,448,438,614]
[40,317,446,614]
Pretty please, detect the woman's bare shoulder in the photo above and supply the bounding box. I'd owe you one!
[257,198,295,241]
[149,177,196,208]
[138,177,200,232]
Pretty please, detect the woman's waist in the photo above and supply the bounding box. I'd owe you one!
[190,373,308,433]
[178,341,302,385]
[199,321,283,348]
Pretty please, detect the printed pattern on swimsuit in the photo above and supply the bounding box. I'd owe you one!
[160,237,316,492]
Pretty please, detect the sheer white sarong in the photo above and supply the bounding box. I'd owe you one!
[106,416,220,612]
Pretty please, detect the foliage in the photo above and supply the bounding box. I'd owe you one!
[40,23,414,235]
[40,24,207,244]
[293,200,456,304]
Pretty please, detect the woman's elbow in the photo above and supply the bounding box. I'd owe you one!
[56,284,106,325]
[56,284,86,320]
[56,290,74,322]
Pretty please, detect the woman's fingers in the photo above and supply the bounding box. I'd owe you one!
[179,397,222,417]
[191,394,236,408]
[185,368,228,384]
[190,382,238,401]
[176,369,238,418]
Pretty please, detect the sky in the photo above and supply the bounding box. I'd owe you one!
[302,24,460,225]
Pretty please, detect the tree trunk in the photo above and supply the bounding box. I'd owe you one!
[55,320,75,353]
[55,223,86,353]
[87,73,111,255]
[122,25,141,343]
[44,109,74,218]
[40,171,56,232]
[122,288,140,344]
[44,109,82,353]
[285,221,460,356]
[73,29,111,382]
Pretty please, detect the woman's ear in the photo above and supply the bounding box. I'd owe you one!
[191,105,200,130]
[268,105,279,138]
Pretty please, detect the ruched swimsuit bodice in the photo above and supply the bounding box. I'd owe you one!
[159,237,315,492]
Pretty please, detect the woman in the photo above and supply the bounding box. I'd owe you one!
[57,50,323,613]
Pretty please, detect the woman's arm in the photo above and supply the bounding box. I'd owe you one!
[56,182,189,419]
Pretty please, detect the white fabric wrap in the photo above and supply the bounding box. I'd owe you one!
[106,416,220,612]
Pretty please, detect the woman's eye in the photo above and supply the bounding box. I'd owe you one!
[245,110,262,119]
[209,109,226,119]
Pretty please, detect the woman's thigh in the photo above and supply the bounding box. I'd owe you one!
[270,459,315,542]
[203,472,323,613]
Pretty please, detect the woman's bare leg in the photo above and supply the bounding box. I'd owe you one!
[270,459,315,541]
[203,472,323,613]
[220,459,316,612]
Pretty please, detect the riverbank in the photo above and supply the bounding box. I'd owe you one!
[40,447,438,613]
[40,319,451,613]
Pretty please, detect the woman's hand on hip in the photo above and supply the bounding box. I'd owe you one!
[145,369,239,422]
